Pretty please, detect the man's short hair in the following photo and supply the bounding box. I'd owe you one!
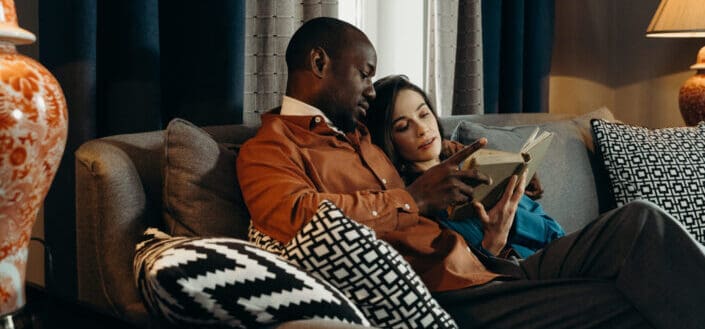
[285,17,364,71]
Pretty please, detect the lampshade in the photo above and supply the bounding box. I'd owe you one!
[646,0,705,38]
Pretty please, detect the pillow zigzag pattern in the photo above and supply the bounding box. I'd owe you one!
[134,228,369,328]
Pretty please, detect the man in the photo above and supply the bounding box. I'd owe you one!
[237,17,705,328]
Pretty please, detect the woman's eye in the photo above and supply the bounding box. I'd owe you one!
[394,124,408,132]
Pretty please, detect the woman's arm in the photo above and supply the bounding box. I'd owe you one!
[473,172,527,256]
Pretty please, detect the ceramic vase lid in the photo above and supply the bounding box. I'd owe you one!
[0,0,35,45]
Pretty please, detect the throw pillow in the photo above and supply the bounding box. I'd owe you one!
[162,118,249,238]
[591,119,705,243]
[284,200,459,329]
[134,228,370,328]
[451,117,603,233]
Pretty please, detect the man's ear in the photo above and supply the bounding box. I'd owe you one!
[309,47,329,78]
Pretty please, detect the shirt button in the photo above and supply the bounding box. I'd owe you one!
[381,178,387,185]
[404,204,410,210]
[371,210,378,217]
[314,117,322,123]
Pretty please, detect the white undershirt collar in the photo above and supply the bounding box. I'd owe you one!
[280,95,342,133]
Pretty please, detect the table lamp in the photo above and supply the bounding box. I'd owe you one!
[646,0,705,126]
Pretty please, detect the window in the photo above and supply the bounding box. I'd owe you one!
[339,0,425,87]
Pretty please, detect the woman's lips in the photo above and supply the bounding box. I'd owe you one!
[418,137,437,150]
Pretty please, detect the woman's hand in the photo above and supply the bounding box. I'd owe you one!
[524,173,544,200]
[473,172,526,256]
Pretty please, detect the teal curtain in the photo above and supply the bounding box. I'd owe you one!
[38,0,245,300]
[482,0,554,113]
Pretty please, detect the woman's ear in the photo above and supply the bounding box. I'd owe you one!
[310,47,329,78]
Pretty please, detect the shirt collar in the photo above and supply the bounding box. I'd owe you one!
[280,96,343,132]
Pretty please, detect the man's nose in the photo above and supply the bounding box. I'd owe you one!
[364,82,376,100]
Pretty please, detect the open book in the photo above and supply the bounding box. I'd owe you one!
[447,128,554,220]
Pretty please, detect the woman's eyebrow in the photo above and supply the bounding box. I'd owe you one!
[392,115,407,124]
[392,103,428,124]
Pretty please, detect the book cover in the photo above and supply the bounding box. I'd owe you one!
[447,129,554,220]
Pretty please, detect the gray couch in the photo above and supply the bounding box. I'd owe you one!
[74,109,616,328]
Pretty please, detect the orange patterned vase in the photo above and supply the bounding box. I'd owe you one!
[0,0,68,318]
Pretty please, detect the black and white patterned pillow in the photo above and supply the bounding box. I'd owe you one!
[592,119,705,243]
[134,228,370,328]
[284,200,459,329]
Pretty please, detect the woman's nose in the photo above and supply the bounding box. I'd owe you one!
[416,123,429,136]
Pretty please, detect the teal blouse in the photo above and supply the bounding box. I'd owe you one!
[438,195,564,258]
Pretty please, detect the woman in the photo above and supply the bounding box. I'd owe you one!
[365,75,564,257]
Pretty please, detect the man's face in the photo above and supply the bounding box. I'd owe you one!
[319,41,377,133]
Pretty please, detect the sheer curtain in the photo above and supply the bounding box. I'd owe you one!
[426,0,484,116]
[244,0,338,125]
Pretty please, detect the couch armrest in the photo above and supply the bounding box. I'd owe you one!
[75,136,163,326]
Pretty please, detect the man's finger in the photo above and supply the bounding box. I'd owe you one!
[456,168,492,186]
[444,138,487,166]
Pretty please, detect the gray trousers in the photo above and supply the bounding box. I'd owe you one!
[433,200,705,329]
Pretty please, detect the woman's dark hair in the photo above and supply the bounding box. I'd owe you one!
[365,75,444,178]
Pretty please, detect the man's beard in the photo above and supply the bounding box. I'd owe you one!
[328,108,357,133]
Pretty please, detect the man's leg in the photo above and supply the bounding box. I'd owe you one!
[434,279,650,329]
[520,200,705,328]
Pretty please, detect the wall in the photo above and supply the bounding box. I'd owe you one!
[550,0,703,128]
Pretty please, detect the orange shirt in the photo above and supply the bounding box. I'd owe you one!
[237,112,499,291]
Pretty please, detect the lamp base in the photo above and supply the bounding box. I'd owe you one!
[679,71,705,126]
[0,306,31,329]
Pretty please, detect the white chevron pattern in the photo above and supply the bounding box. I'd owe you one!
[134,229,370,328]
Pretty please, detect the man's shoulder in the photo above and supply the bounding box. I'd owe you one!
[242,115,290,145]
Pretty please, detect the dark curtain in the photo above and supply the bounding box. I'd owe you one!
[38,0,245,299]
[482,0,554,114]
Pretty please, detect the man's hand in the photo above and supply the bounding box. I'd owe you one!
[475,172,526,256]
[440,140,465,159]
[406,138,492,216]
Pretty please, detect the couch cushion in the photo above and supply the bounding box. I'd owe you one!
[592,119,705,243]
[449,108,616,233]
[162,118,249,238]
[134,228,370,328]
[284,201,458,329]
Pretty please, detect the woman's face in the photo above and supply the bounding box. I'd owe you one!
[390,88,442,171]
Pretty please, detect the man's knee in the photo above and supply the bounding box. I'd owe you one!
[604,200,670,230]
[621,200,667,216]
[613,200,682,235]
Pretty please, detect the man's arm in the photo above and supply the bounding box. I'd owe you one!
[237,138,420,244]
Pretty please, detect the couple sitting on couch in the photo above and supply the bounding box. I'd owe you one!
[236,17,705,328]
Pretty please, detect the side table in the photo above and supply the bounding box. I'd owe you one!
[1,284,139,329]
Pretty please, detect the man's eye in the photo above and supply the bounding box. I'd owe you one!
[360,70,369,79]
